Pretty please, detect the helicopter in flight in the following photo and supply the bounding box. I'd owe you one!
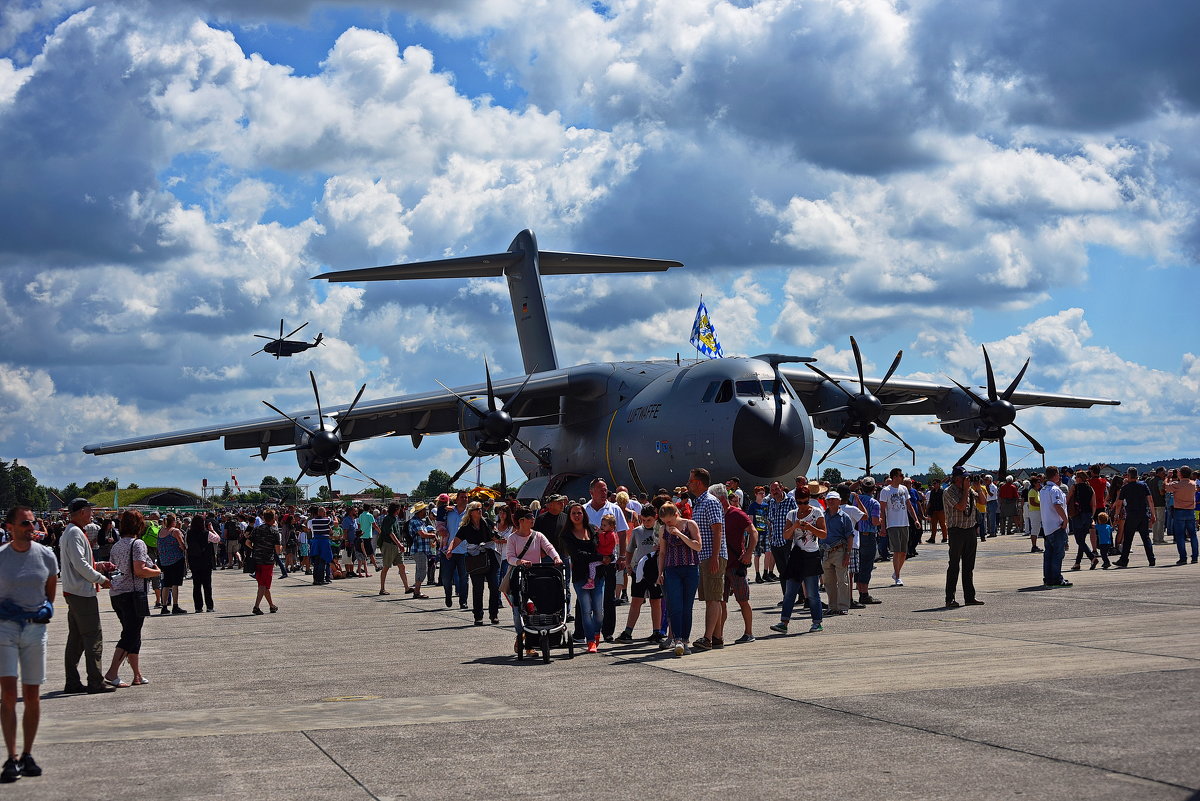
[251,320,324,359]
[84,230,1118,500]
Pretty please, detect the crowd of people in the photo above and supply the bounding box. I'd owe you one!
[0,461,1196,783]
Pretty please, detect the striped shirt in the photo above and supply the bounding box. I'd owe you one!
[309,517,332,538]
[659,521,700,568]
[691,491,726,561]
[765,495,797,547]
[943,484,979,529]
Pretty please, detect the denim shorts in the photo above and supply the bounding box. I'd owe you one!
[0,620,47,686]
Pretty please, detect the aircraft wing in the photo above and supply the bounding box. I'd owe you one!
[780,367,1120,414]
[82,366,611,456]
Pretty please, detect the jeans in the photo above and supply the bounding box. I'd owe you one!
[946,527,978,602]
[1119,514,1154,563]
[770,545,790,595]
[986,500,999,537]
[598,563,618,638]
[470,552,501,621]
[855,533,877,586]
[276,553,289,578]
[442,553,468,602]
[661,564,699,641]
[573,575,606,641]
[1069,514,1096,563]
[781,575,822,625]
[311,555,327,583]
[1172,508,1198,559]
[64,593,104,688]
[1043,528,1067,585]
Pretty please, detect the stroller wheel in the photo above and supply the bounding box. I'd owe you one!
[540,633,551,664]
[516,633,524,661]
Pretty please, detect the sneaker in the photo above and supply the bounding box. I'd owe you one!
[1090,557,1100,570]
[1070,563,1081,571]
[160,607,171,615]
[769,622,789,634]
[734,633,756,644]
[459,603,468,610]
[946,599,961,608]
[673,639,685,656]
[657,636,673,650]
[586,641,598,654]
[692,637,712,651]
[171,607,188,615]
[86,684,116,694]
[1031,546,1043,553]
[1055,580,1073,587]
[965,599,985,605]
[808,623,823,633]
[1148,557,1156,567]
[860,595,882,605]
[646,632,664,644]
[17,754,41,778]
[754,574,763,584]
[614,630,634,643]
[445,598,453,608]
[1,758,19,783]
[849,600,865,609]
[711,637,724,649]
[1177,558,1188,566]
[892,577,904,587]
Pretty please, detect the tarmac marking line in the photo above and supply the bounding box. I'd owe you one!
[302,730,381,801]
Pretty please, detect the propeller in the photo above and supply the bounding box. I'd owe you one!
[259,371,385,497]
[437,361,551,493]
[806,336,921,474]
[942,345,1046,476]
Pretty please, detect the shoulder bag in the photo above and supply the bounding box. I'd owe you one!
[498,533,538,595]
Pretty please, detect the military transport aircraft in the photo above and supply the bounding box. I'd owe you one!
[251,319,324,359]
[83,230,1119,499]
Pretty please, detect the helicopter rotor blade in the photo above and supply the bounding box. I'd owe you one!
[253,335,276,340]
[284,321,309,340]
[280,319,285,340]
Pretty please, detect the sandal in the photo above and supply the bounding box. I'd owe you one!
[132,677,150,686]
[104,676,130,688]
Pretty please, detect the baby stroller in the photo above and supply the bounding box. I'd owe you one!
[512,564,574,663]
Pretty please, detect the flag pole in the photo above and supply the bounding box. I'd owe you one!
[694,294,703,361]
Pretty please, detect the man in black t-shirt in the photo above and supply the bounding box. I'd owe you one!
[1113,467,1156,568]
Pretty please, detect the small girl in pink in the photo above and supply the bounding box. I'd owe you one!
[584,514,619,589]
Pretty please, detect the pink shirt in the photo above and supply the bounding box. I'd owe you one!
[1168,479,1197,510]
[504,531,560,566]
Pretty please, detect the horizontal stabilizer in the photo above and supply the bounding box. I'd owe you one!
[314,252,522,282]
[539,251,682,274]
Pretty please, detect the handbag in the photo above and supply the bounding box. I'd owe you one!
[124,538,152,618]
[498,534,538,595]
[466,550,492,576]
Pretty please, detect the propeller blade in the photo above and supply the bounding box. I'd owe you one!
[955,440,982,468]
[1001,358,1031,401]
[448,453,478,485]
[499,454,507,498]
[862,433,872,475]
[309,372,325,430]
[253,445,305,458]
[484,359,497,412]
[806,364,855,399]
[284,321,309,340]
[982,346,998,401]
[877,421,917,464]
[262,400,317,436]
[511,413,560,427]
[510,434,545,462]
[816,419,852,466]
[500,368,538,415]
[332,383,368,434]
[998,434,1008,478]
[945,375,990,408]
[881,396,927,409]
[875,349,904,394]
[1012,423,1046,455]
[326,473,334,496]
[850,336,867,394]
[929,414,983,426]
[294,467,307,487]
[816,406,851,415]
[338,455,384,489]
[433,379,487,420]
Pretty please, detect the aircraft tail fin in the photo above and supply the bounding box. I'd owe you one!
[314,230,682,374]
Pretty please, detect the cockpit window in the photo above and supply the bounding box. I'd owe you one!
[701,381,720,403]
[736,380,767,397]
[714,380,734,403]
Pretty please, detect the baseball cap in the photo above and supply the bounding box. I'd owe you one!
[824,491,841,501]
[68,498,95,514]
[545,494,568,504]
[951,465,968,478]
[860,476,876,488]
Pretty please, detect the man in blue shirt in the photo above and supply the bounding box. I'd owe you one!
[854,478,883,605]
[822,492,856,614]
[764,482,797,594]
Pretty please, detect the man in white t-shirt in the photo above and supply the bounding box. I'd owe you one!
[725,477,745,510]
[585,479,629,641]
[878,468,918,586]
[1039,466,1071,589]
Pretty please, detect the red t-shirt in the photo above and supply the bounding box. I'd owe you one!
[596,528,618,556]
[999,483,1020,500]
[724,506,754,561]
[1088,477,1109,503]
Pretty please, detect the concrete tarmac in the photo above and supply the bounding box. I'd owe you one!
[8,533,1199,800]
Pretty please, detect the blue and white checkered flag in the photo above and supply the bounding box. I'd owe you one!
[689,300,723,359]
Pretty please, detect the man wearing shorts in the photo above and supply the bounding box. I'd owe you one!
[406,504,435,599]
[0,506,59,782]
[376,502,411,596]
[716,484,756,643]
[879,469,918,586]
[614,506,663,643]
[689,469,726,651]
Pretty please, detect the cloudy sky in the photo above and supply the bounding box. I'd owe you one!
[1,0,1197,496]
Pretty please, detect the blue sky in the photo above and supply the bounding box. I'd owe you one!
[0,0,1196,496]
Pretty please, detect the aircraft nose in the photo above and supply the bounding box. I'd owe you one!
[732,400,806,478]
